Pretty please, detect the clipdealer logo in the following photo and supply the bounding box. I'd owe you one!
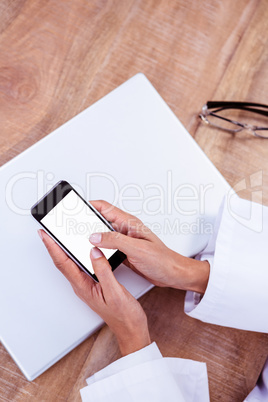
[226,170,263,233]
[5,170,215,216]
[6,170,217,236]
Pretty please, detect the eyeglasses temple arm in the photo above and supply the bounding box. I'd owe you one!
[206,102,268,117]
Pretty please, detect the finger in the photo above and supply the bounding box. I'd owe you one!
[39,229,91,286]
[89,230,144,256]
[90,200,156,241]
[90,247,121,298]
[90,200,141,234]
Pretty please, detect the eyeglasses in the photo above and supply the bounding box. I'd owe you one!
[199,101,268,139]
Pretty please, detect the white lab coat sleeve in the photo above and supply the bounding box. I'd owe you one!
[185,193,268,333]
[80,342,209,402]
[245,357,268,401]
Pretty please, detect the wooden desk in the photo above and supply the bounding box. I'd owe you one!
[1,1,268,400]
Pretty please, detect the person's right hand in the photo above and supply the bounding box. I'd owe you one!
[89,201,210,294]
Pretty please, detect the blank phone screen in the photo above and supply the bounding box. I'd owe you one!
[41,190,116,274]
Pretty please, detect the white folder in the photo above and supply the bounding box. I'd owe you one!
[0,74,230,381]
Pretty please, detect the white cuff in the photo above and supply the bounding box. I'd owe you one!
[80,342,209,402]
[85,342,162,386]
[185,194,268,333]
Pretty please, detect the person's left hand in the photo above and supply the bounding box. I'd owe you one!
[38,229,151,356]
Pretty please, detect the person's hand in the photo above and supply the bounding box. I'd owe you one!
[38,230,151,356]
[89,201,210,294]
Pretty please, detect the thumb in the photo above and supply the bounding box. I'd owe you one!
[90,247,121,297]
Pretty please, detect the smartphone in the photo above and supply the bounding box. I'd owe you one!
[31,180,126,281]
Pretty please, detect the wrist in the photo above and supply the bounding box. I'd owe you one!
[169,251,210,294]
[117,335,151,356]
[115,324,151,356]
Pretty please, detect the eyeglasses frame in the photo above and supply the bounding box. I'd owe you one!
[199,101,268,138]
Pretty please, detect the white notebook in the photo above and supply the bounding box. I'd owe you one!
[0,73,230,381]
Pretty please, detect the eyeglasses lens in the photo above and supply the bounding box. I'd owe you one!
[206,108,268,138]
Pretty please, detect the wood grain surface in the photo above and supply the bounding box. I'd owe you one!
[1,1,268,401]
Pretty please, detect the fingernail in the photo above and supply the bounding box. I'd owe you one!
[91,247,103,260]
[89,233,102,244]
[38,229,44,241]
